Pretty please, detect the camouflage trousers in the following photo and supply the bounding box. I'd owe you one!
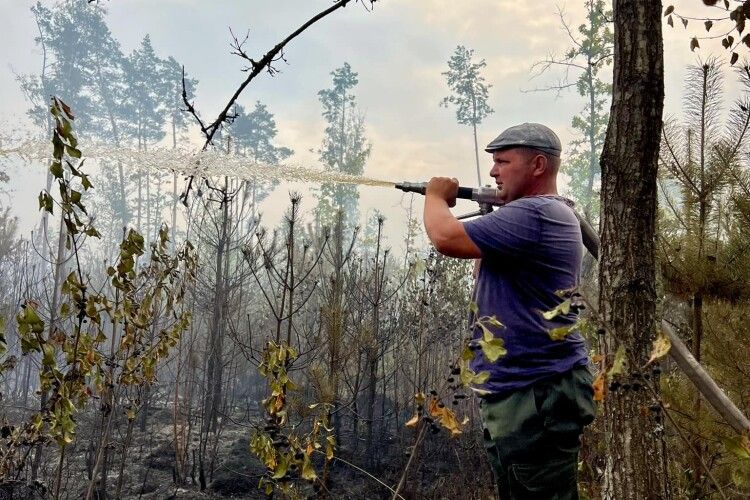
[480,366,596,500]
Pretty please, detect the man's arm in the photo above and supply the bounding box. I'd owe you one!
[423,177,482,259]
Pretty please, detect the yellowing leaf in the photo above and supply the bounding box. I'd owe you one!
[480,324,494,342]
[548,323,578,341]
[428,398,463,437]
[405,414,420,428]
[479,337,507,362]
[645,332,671,366]
[541,299,571,320]
[484,316,503,328]
[301,455,317,481]
[592,372,606,402]
[414,392,426,406]
[473,371,490,385]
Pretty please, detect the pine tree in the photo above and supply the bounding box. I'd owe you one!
[440,46,494,186]
[316,63,371,228]
[20,1,133,243]
[125,35,167,151]
[225,101,293,206]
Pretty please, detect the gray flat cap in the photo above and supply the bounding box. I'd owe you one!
[485,123,562,157]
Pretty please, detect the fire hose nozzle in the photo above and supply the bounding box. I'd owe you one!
[395,181,502,206]
[394,181,427,195]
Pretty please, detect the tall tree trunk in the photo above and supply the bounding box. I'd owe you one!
[585,62,599,222]
[364,221,384,466]
[93,53,127,231]
[171,117,178,251]
[204,181,229,434]
[599,1,669,498]
[472,97,482,186]
[324,211,345,450]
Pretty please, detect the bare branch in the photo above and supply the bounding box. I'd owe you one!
[180,0,371,204]
[556,4,583,49]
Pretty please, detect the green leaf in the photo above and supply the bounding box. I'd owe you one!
[52,133,64,159]
[50,161,64,179]
[271,453,289,479]
[65,145,81,159]
[81,174,93,190]
[41,343,56,367]
[38,192,54,214]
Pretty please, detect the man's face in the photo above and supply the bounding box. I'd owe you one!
[489,148,535,203]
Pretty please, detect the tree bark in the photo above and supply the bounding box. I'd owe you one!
[599,1,669,498]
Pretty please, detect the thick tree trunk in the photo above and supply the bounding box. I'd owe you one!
[599,1,669,498]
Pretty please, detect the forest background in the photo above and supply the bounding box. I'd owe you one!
[0,0,749,499]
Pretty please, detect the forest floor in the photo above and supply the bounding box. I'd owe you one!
[43,402,496,499]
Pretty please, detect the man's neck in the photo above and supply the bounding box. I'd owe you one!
[525,182,558,197]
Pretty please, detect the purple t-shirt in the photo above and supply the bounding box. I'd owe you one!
[463,195,589,395]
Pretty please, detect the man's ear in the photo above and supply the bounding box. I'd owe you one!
[531,154,548,177]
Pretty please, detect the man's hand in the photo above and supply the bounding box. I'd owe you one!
[426,177,459,208]
[423,176,481,259]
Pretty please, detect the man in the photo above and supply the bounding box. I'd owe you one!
[423,123,595,499]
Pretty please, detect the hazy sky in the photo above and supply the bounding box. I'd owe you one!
[1,0,744,251]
